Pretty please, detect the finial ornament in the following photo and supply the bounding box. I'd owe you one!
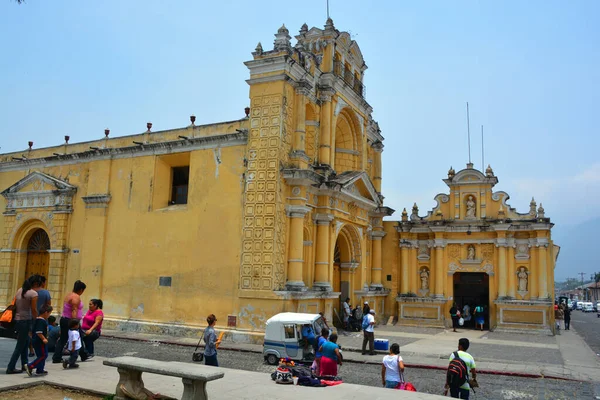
[529,197,537,216]
[401,208,408,222]
[255,42,263,55]
[274,24,291,51]
[485,164,494,177]
[410,203,419,221]
[299,23,308,35]
[324,17,334,31]
[537,203,545,218]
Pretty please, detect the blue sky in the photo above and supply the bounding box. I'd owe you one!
[1,1,598,279]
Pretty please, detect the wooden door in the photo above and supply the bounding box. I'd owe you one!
[25,229,50,278]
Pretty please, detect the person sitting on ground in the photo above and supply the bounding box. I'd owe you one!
[47,315,59,353]
[319,333,342,377]
[81,299,104,358]
[381,342,405,388]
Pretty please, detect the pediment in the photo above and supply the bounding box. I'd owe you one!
[2,172,76,211]
[329,171,381,207]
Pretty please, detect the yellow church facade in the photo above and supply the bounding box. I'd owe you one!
[0,20,557,334]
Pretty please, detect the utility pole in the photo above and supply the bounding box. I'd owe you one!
[578,272,586,301]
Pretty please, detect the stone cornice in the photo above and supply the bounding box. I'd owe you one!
[0,132,248,172]
[82,194,111,209]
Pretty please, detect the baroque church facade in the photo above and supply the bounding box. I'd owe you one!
[0,20,557,333]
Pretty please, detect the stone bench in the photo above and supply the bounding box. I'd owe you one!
[103,356,224,400]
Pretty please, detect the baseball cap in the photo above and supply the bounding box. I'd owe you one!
[369,310,375,314]
[364,301,369,305]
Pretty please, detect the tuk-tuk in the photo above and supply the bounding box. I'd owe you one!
[263,312,327,365]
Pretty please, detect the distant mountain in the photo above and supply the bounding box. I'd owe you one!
[553,217,600,281]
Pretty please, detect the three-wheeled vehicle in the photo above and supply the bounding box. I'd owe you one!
[263,312,327,365]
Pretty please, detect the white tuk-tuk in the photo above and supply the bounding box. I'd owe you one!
[263,312,327,365]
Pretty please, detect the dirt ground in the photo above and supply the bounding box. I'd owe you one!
[1,384,105,400]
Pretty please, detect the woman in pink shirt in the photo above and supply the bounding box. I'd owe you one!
[81,299,103,357]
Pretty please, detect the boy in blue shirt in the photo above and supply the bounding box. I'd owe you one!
[25,304,53,376]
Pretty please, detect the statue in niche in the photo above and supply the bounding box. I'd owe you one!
[467,245,476,260]
[518,267,529,292]
[466,195,476,218]
[420,269,429,290]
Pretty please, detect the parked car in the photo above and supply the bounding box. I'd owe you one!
[576,302,583,310]
[582,302,594,313]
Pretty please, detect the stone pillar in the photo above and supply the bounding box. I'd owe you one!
[286,206,310,291]
[507,244,516,298]
[497,244,507,297]
[434,245,445,298]
[529,241,538,298]
[409,244,418,294]
[292,87,310,169]
[372,142,383,193]
[538,245,548,299]
[370,231,385,289]
[318,92,334,165]
[400,242,410,294]
[313,214,333,290]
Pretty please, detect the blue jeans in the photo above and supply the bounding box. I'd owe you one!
[83,330,100,355]
[450,387,470,399]
[204,353,218,367]
[7,320,30,371]
[385,380,400,388]
[67,349,79,366]
[52,317,71,362]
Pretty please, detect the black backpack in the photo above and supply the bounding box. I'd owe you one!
[447,351,468,388]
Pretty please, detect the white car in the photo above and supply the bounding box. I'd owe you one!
[582,302,593,313]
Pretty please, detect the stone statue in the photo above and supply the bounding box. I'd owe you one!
[518,267,528,292]
[420,269,429,290]
[466,195,476,218]
[467,245,476,260]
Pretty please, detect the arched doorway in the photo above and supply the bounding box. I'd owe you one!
[333,225,361,312]
[25,228,50,278]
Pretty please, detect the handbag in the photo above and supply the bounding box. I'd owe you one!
[0,298,16,323]
[192,336,204,362]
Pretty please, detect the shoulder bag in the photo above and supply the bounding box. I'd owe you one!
[192,336,204,362]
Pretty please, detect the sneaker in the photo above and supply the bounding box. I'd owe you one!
[87,354,94,359]
[70,363,79,369]
[5,369,23,374]
[62,360,68,369]
[80,354,89,362]
[35,371,48,376]
[25,365,33,377]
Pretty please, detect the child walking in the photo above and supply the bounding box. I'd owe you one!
[26,305,53,376]
[63,319,82,369]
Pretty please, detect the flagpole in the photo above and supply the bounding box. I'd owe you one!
[466,102,471,164]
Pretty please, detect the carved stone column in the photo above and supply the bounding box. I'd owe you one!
[434,243,445,298]
[313,214,334,290]
[291,85,310,168]
[372,141,383,193]
[537,244,548,299]
[369,230,385,289]
[286,206,310,291]
[529,240,538,298]
[497,242,507,297]
[399,241,410,294]
[507,243,516,298]
[318,91,334,165]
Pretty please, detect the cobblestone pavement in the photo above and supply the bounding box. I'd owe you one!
[95,337,598,399]
[570,309,600,356]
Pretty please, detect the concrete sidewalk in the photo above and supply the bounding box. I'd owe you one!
[0,338,443,400]
[101,323,600,383]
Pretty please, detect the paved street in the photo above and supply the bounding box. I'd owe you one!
[570,308,600,356]
[90,336,595,399]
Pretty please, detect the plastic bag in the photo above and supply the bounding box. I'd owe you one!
[458,317,464,326]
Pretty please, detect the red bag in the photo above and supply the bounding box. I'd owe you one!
[396,382,417,391]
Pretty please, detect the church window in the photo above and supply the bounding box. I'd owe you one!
[171,166,189,205]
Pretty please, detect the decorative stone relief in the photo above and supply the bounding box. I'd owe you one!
[515,243,530,260]
[417,242,430,260]
[1,171,76,213]
[481,244,494,262]
[447,244,461,262]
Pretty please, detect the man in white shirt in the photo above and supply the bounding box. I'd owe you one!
[343,298,351,330]
[361,309,376,355]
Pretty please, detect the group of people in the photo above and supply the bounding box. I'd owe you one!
[554,301,571,332]
[6,276,104,376]
[449,302,486,332]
